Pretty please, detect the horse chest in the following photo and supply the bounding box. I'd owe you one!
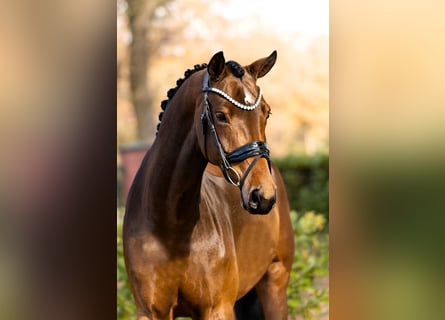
[178,217,238,306]
[189,208,236,266]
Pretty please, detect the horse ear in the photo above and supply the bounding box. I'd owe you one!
[246,50,277,79]
[207,51,226,81]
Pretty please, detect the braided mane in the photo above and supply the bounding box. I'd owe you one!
[156,59,245,134]
[156,63,207,134]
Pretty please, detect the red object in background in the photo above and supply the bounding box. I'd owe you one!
[119,142,150,204]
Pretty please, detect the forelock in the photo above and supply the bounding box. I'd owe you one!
[226,60,245,78]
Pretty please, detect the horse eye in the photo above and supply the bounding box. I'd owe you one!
[266,111,272,119]
[215,112,229,123]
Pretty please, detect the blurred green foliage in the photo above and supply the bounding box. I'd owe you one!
[273,153,329,222]
[287,210,329,319]
[117,209,137,320]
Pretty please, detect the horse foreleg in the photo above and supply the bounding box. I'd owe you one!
[136,308,174,320]
[255,261,290,320]
[137,313,151,320]
[134,294,175,320]
[200,303,236,320]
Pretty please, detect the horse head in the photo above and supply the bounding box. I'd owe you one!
[197,51,278,215]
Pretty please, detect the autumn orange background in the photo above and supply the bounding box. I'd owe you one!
[117,0,329,158]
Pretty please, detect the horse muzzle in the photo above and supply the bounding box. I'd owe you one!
[242,187,277,215]
[225,141,276,215]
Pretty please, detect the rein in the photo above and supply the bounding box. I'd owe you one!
[201,72,271,188]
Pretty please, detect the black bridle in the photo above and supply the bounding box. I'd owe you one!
[201,72,271,188]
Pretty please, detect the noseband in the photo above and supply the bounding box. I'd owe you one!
[201,72,271,188]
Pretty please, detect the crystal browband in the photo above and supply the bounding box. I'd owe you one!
[202,72,262,111]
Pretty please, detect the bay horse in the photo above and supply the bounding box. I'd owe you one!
[123,51,295,320]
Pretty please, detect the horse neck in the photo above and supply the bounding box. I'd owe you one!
[143,75,207,227]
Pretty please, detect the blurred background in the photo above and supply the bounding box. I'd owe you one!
[117,0,328,155]
[116,0,329,319]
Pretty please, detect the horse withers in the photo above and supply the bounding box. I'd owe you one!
[123,51,295,319]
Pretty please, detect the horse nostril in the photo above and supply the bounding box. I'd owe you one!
[249,189,261,209]
[247,188,276,214]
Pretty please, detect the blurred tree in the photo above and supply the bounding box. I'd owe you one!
[117,0,329,155]
[125,0,173,143]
